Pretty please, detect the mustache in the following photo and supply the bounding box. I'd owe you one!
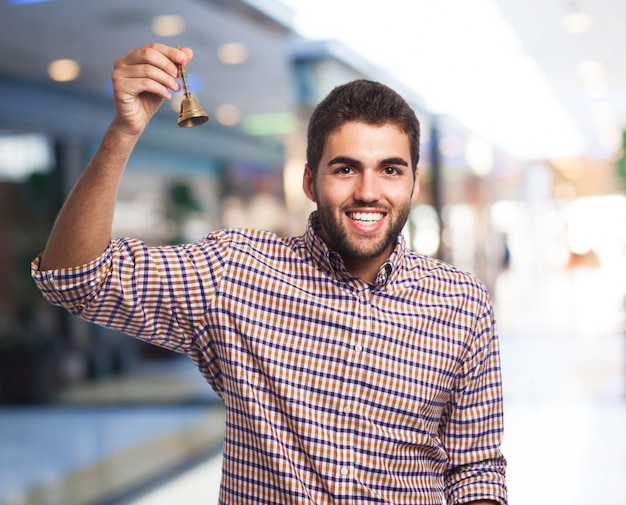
[343,203,389,212]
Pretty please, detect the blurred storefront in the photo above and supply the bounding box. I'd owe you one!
[0,0,293,404]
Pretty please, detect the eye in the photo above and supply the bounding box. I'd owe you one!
[384,166,401,175]
[337,165,353,174]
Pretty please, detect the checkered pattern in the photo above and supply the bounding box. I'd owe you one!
[32,213,507,504]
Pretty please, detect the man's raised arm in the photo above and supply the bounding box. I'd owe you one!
[39,44,192,270]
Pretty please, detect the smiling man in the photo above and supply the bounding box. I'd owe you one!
[31,44,507,504]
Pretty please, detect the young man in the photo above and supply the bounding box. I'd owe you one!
[32,44,507,504]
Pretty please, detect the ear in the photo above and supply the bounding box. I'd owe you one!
[302,164,317,203]
[410,167,420,204]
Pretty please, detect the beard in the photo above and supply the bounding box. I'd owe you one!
[316,203,410,262]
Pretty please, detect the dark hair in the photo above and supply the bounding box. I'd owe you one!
[306,79,420,175]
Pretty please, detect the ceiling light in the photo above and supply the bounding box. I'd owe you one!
[151,15,186,37]
[48,59,80,82]
[466,135,494,176]
[215,104,241,126]
[217,43,249,65]
[577,60,605,80]
[578,60,608,98]
[563,11,592,34]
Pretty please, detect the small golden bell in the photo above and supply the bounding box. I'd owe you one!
[178,95,209,128]
[176,55,209,128]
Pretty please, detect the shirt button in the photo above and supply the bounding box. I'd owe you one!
[342,406,352,414]
[340,467,349,476]
[354,344,363,352]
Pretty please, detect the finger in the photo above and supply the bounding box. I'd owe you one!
[123,43,190,73]
[114,49,185,97]
[118,61,181,95]
[111,67,171,102]
[117,44,186,82]
[124,76,175,102]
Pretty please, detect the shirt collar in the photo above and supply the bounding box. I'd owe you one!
[303,211,406,289]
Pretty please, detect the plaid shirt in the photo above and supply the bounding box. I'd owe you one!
[32,213,507,505]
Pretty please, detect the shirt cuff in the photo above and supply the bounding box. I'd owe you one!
[30,245,112,314]
[446,465,508,505]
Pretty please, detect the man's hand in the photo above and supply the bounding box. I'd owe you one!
[110,43,193,137]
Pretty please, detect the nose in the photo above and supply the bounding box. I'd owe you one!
[353,170,381,203]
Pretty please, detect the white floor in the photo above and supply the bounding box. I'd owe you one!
[130,456,223,505]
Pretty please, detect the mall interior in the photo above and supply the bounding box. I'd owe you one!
[0,0,625,504]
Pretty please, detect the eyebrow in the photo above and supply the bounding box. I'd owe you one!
[327,156,409,167]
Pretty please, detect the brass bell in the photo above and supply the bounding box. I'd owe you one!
[176,58,209,128]
[178,95,209,128]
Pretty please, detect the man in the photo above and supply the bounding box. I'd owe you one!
[32,43,507,504]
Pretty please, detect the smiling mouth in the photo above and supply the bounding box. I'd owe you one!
[347,211,385,224]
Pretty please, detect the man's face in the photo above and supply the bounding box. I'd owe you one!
[303,121,419,275]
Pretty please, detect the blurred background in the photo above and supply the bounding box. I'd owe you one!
[0,0,625,504]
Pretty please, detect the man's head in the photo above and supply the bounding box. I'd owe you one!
[302,80,421,282]
[306,79,420,176]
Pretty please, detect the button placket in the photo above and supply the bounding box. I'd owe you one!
[340,291,373,492]
[333,291,370,499]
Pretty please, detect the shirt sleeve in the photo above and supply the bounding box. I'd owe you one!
[31,235,228,355]
[440,289,508,505]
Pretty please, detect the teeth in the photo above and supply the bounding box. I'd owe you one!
[349,212,384,223]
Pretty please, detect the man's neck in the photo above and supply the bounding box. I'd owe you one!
[342,256,387,285]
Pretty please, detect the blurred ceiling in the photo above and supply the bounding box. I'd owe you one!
[282,0,626,161]
[0,0,624,163]
[0,0,296,165]
[495,0,626,159]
